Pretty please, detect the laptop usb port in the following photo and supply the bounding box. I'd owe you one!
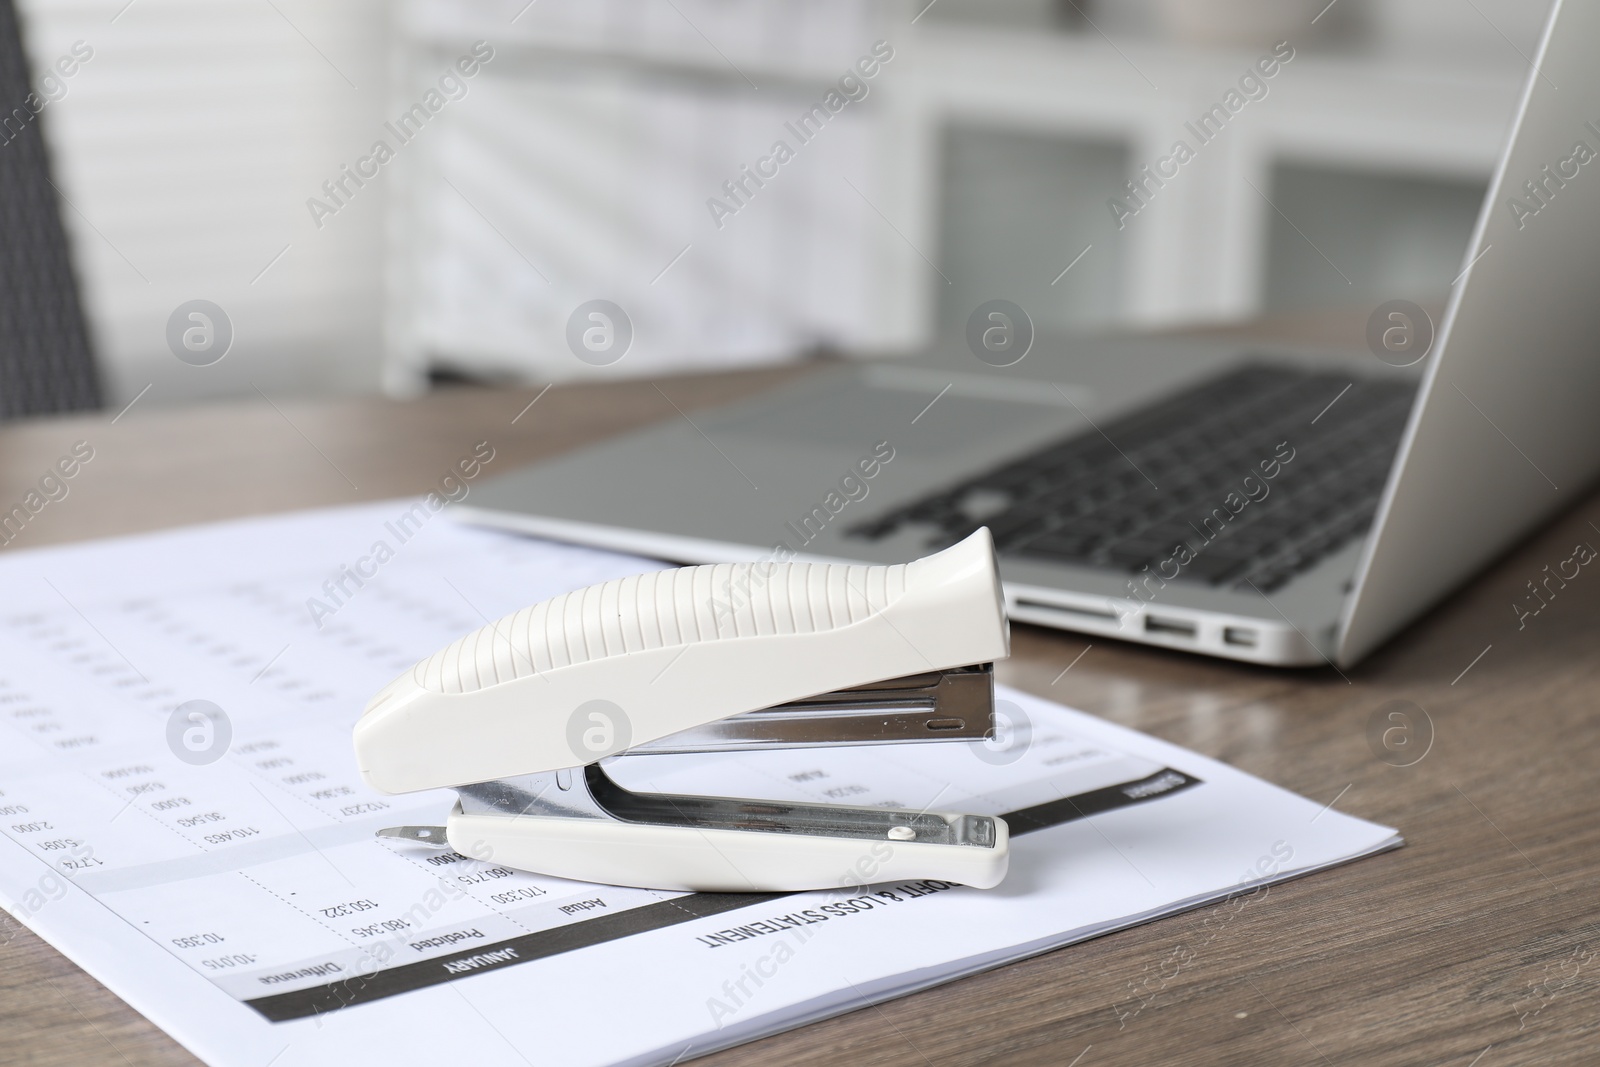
[1144,616,1197,638]
[1223,627,1258,648]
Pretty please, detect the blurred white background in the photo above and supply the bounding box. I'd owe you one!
[16,0,1553,408]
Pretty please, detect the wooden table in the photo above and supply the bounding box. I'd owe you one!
[2,351,1597,1066]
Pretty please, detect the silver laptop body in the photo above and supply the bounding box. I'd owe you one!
[459,0,1600,668]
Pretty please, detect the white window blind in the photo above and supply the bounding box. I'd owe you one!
[385,0,920,389]
[18,0,389,406]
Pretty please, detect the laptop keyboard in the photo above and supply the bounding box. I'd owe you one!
[847,363,1416,593]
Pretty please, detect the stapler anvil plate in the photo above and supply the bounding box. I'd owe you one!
[354,530,1012,892]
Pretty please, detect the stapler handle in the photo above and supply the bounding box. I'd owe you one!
[356,530,1010,795]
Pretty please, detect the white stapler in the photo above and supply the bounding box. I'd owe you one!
[354,530,1011,893]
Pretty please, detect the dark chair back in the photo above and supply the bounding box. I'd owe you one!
[0,0,100,418]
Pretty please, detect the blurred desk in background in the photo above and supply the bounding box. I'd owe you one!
[2,313,1598,1066]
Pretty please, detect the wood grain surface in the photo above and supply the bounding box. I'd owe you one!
[1,354,1596,1067]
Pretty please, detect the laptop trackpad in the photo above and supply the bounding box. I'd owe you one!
[708,373,1083,460]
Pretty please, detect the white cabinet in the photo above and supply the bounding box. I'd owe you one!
[384,1,1541,391]
[893,24,1526,332]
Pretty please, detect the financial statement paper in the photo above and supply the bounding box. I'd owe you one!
[0,503,1399,1066]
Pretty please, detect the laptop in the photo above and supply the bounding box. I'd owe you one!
[458,0,1600,668]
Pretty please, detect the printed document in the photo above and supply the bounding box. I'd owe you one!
[0,504,1400,1066]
